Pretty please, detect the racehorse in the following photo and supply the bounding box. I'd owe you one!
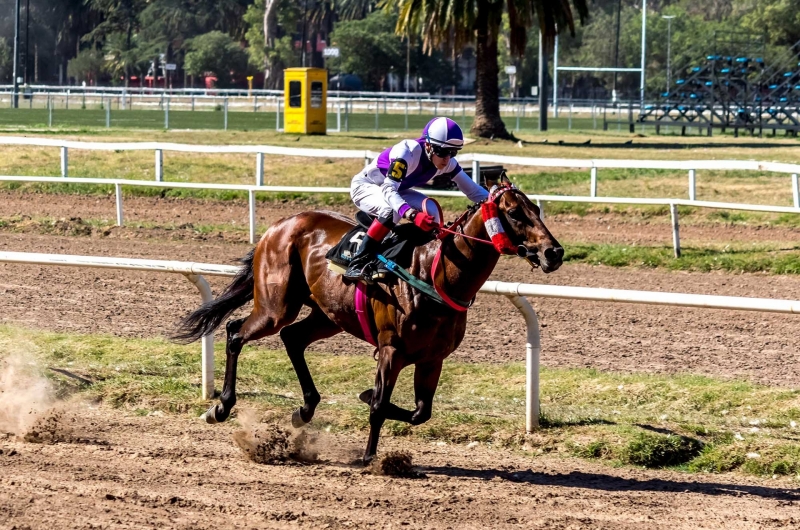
[173,177,563,464]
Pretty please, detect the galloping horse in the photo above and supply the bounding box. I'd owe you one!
[173,178,563,464]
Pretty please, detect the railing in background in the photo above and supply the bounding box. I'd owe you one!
[2,137,800,254]
[1,251,798,433]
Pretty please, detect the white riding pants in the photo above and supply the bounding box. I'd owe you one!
[350,168,442,224]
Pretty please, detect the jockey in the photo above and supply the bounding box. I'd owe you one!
[344,117,489,281]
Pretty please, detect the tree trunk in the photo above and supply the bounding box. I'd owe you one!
[470,0,512,140]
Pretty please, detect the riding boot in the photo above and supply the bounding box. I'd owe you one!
[343,234,382,282]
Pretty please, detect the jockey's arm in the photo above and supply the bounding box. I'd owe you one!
[451,169,489,203]
[379,142,416,217]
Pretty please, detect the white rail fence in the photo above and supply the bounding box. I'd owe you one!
[1,250,799,433]
[2,137,800,255]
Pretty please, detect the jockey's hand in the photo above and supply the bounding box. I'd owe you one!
[412,211,438,232]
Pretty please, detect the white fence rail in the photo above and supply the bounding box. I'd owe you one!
[1,250,799,433]
[2,137,800,255]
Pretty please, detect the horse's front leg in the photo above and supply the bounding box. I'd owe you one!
[359,359,443,425]
[363,342,405,465]
[203,318,246,423]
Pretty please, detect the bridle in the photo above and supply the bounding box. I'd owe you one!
[429,183,542,312]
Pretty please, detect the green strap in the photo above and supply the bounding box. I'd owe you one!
[375,254,469,309]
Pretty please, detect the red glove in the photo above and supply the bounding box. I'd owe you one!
[412,211,438,231]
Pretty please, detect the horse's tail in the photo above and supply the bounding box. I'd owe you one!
[171,248,256,344]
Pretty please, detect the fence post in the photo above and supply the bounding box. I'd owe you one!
[223,97,228,130]
[248,189,257,244]
[404,100,409,130]
[60,147,68,178]
[276,98,281,131]
[568,103,573,130]
[345,100,350,132]
[256,153,264,186]
[337,101,341,132]
[48,96,53,127]
[503,295,541,433]
[105,98,110,128]
[472,159,481,185]
[434,100,438,116]
[155,149,163,182]
[164,97,170,129]
[670,203,681,258]
[688,169,696,201]
[65,92,69,110]
[793,173,800,208]
[253,95,258,112]
[191,95,195,111]
[592,104,597,129]
[115,183,124,226]
[515,104,520,132]
[375,100,379,131]
[590,167,598,197]
[536,199,544,221]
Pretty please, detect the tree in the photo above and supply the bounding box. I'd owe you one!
[328,10,403,90]
[67,48,105,84]
[184,30,248,87]
[386,0,588,139]
[0,38,10,83]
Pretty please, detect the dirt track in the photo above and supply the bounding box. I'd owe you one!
[2,192,800,528]
[1,405,799,530]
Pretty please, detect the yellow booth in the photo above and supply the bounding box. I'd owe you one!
[284,67,327,134]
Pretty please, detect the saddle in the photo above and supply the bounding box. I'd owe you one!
[326,211,435,283]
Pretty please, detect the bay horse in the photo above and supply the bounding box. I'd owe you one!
[173,179,563,464]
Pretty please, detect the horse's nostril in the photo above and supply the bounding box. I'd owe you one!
[545,247,564,262]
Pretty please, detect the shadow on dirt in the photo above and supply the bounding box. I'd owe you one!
[422,466,800,501]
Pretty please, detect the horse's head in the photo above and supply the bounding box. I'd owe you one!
[484,175,563,273]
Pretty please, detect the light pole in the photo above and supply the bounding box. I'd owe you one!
[11,0,20,108]
[662,15,676,93]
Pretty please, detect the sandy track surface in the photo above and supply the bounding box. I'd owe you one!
[1,405,798,530]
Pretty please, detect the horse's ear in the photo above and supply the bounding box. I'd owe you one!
[484,175,499,190]
[499,171,512,186]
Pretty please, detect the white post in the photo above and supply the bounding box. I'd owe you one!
[114,183,123,226]
[472,159,481,185]
[48,96,53,127]
[337,101,341,132]
[276,98,281,131]
[164,97,169,129]
[590,167,598,197]
[105,98,110,128]
[405,100,409,130]
[248,190,257,244]
[184,274,215,400]
[640,0,647,111]
[223,97,228,130]
[553,33,559,118]
[504,295,541,432]
[670,203,681,258]
[536,199,544,221]
[364,153,370,168]
[688,169,696,201]
[792,173,799,208]
[255,153,264,186]
[155,149,163,182]
[60,146,68,178]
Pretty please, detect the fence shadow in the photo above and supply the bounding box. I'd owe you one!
[421,464,800,501]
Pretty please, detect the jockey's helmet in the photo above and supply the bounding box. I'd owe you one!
[423,117,464,151]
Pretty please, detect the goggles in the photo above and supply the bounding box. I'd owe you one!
[430,145,459,158]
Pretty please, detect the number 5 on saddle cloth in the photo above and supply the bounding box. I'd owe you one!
[326,210,436,284]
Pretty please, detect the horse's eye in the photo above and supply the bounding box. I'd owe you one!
[507,208,519,217]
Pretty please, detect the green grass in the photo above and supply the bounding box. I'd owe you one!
[4,324,800,477]
[564,242,800,274]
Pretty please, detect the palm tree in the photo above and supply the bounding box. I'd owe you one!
[387,0,588,139]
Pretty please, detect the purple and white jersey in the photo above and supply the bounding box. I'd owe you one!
[374,138,460,190]
[356,137,488,216]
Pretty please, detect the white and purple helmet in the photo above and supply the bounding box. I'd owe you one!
[422,117,464,150]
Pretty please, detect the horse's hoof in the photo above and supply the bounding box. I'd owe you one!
[362,454,375,467]
[291,408,308,428]
[203,404,220,424]
[358,389,373,405]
